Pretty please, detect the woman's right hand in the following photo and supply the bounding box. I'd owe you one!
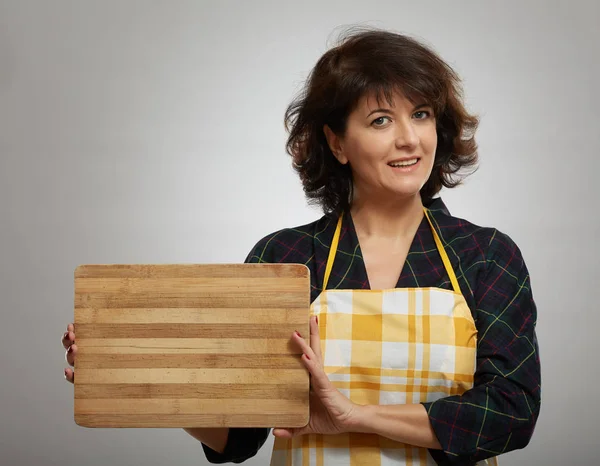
[62,323,77,383]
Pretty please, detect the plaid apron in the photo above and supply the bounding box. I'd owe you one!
[271,207,498,466]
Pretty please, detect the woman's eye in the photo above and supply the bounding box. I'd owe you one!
[372,116,391,126]
[413,110,431,120]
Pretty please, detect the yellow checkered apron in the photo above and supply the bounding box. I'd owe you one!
[271,208,498,466]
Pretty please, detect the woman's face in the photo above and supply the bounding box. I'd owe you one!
[324,89,437,203]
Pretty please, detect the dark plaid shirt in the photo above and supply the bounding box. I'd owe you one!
[202,197,541,465]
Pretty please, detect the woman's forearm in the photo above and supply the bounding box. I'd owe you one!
[183,404,440,454]
[183,428,230,453]
[349,403,442,450]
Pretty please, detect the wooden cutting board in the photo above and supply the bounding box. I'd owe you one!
[73,263,310,428]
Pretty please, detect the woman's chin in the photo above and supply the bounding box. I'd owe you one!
[386,184,426,201]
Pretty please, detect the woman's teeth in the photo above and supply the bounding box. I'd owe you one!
[389,158,418,167]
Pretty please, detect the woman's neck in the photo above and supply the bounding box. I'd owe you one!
[349,193,424,240]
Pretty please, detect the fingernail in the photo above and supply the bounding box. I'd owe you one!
[295,331,302,337]
[316,315,319,325]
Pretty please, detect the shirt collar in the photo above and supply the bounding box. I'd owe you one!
[313,197,450,291]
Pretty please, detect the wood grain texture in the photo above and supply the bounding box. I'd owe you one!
[73,263,310,428]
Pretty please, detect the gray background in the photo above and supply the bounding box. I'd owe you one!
[1,0,598,465]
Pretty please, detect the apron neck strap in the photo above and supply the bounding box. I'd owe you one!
[322,212,343,291]
[423,207,462,295]
[322,207,462,295]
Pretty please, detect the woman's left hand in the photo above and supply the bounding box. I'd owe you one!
[273,315,360,439]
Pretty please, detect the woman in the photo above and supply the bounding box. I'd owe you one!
[62,28,541,465]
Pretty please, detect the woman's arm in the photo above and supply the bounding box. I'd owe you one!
[349,403,442,450]
[348,229,540,464]
[421,230,540,464]
[196,239,278,464]
[184,428,229,454]
[197,428,271,464]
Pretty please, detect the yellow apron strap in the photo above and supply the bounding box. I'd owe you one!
[324,208,460,294]
[322,212,343,291]
[423,207,461,295]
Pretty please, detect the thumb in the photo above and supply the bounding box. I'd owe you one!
[273,426,308,438]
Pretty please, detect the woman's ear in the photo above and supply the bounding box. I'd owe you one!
[323,124,348,165]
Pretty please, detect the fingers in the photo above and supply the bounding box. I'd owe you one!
[64,367,74,384]
[62,323,75,349]
[272,428,293,438]
[62,323,76,384]
[294,315,321,362]
[293,331,316,361]
[65,343,77,366]
[310,315,322,364]
[299,348,331,392]
[293,329,331,392]
[273,427,304,439]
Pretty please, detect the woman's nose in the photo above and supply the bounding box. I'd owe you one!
[394,119,419,149]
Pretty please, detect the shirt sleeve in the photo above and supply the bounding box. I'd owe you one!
[201,239,274,463]
[202,428,271,464]
[421,230,541,465]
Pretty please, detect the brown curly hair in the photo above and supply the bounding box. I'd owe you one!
[284,27,480,215]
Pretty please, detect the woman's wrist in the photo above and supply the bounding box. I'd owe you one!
[344,403,373,433]
[342,403,442,450]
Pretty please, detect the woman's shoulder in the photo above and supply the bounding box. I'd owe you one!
[427,198,530,281]
[429,197,518,245]
[244,213,335,264]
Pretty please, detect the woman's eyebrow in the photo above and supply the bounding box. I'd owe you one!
[413,103,431,110]
[366,103,430,118]
[366,108,394,117]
